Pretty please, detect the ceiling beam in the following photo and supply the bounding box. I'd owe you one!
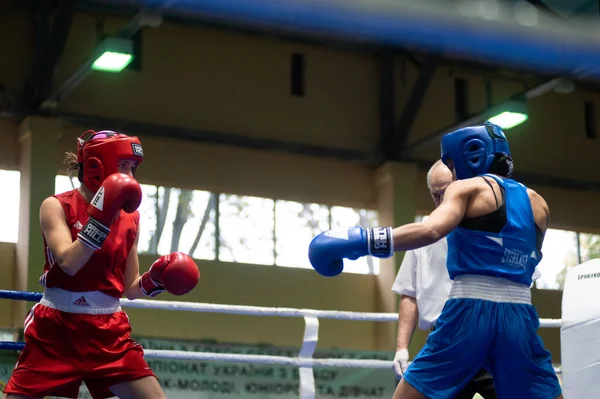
[51,110,600,193]
[58,111,385,165]
[393,55,439,158]
[22,0,52,112]
[400,78,565,156]
[23,0,76,112]
[408,158,600,192]
[524,0,565,19]
[379,51,396,160]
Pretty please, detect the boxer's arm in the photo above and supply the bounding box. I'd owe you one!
[40,197,95,276]
[123,228,144,300]
[527,188,550,234]
[392,181,470,252]
[394,251,419,349]
[397,295,419,350]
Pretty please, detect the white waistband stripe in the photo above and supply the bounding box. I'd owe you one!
[449,275,531,304]
[41,287,121,314]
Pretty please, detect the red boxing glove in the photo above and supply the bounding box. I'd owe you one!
[77,173,142,250]
[140,255,168,297]
[140,252,200,297]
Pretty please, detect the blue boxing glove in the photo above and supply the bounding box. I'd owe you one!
[308,226,394,277]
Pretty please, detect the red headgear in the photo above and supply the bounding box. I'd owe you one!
[76,130,144,193]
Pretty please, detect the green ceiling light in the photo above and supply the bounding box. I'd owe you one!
[487,101,529,130]
[488,111,528,129]
[91,37,134,73]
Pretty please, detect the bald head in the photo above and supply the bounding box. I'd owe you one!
[427,160,453,207]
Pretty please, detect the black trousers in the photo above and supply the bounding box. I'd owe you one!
[454,368,497,399]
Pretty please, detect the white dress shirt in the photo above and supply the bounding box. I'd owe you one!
[392,238,451,330]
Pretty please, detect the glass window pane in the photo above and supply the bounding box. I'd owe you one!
[0,170,20,243]
[156,188,185,256]
[54,175,80,194]
[219,194,275,265]
[535,228,579,290]
[143,188,216,260]
[415,215,428,222]
[275,201,330,269]
[137,184,159,254]
[330,206,380,275]
[579,233,600,263]
[183,191,216,260]
[52,178,217,260]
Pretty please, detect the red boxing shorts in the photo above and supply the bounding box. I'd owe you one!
[4,303,156,399]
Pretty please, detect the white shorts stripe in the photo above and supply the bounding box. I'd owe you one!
[23,304,39,334]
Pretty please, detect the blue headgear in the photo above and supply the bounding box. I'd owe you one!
[440,122,511,180]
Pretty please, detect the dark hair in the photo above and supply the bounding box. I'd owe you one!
[64,152,80,179]
[488,153,514,178]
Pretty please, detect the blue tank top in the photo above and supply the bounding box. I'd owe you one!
[446,174,542,286]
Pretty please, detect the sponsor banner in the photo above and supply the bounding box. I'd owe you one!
[0,339,396,398]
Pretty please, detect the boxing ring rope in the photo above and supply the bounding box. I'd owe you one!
[0,289,562,398]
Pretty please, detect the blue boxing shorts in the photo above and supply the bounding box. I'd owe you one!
[403,296,562,399]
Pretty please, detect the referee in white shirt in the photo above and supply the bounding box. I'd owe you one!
[391,160,497,399]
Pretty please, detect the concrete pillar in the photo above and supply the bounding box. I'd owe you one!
[373,162,429,354]
[14,116,61,327]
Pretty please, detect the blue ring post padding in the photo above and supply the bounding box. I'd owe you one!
[0,290,42,302]
[124,0,600,78]
[0,342,25,351]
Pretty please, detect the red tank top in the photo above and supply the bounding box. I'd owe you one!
[41,189,139,298]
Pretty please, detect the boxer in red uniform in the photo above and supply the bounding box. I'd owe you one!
[4,130,200,399]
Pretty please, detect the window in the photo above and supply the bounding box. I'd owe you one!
[53,176,380,274]
[579,233,600,263]
[330,206,380,274]
[546,231,600,290]
[50,176,600,282]
[415,215,428,222]
[218,194,274,265]
[275,201,330,269]
[55,174,80,193]
[585,101,597,139]
[536,229,579,290]
[54,177,218,261]
[290,53,305,97]
[137,186,217,260]
[0,169,20,243]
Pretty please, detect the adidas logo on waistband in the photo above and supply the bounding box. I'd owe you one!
[72,296,90,306]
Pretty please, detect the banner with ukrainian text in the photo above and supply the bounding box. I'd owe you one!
[0,339,397,399]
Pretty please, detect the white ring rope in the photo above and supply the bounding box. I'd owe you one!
[120,298,562,327]
[144,350,396,368]
[1,292,563,397]
[141,350,562,375]
[121,296,563,395]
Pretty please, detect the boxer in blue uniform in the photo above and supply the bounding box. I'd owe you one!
[308,122,563,399]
